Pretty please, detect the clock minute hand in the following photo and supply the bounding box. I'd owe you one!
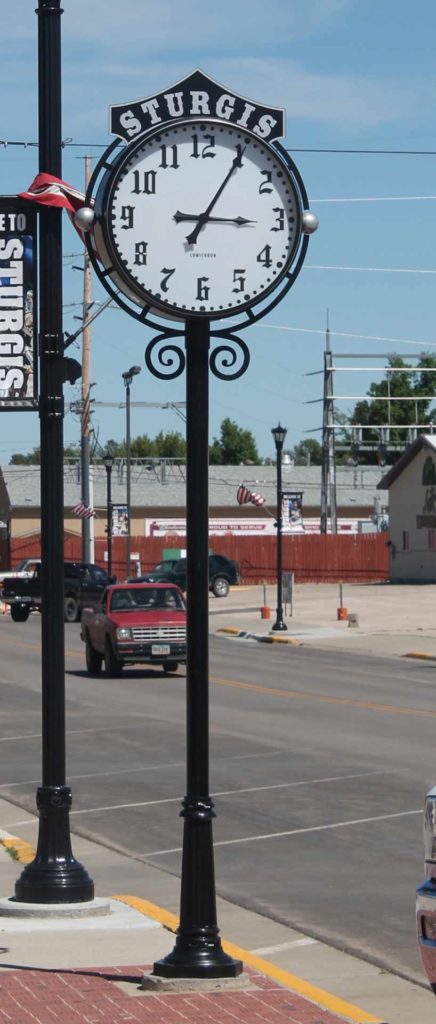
[175,212,256,226]
[185,147,246,245]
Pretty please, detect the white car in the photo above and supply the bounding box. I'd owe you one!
[416,786,436,992]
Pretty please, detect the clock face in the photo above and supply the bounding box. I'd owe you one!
[99,119,302,319]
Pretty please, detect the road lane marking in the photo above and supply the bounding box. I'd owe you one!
[252,937,318,954]
[0,769,402,825]
[211,672,436,717]
[141,807,421,857]
[0,628,435,719]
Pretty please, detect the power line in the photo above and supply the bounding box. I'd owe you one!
[2,138,436,157]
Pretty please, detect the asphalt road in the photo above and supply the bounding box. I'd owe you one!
[0,613,434,984]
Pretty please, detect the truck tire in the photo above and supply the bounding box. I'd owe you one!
[10,604,30,622]
[104,636,122,677]
[85,634,102,674]
[64,595,79,623]
[162,661,179,674]
[211,575,230,598]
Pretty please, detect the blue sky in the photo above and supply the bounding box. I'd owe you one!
[1,0,436,461]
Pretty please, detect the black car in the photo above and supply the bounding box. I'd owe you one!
[131,554,239,598]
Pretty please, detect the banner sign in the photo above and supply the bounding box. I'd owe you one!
[282,491,304,533]
[111,503,129,536]
[0,198,37,410]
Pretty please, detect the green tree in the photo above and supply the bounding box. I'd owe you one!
[291,439,322,466]
[209,418,260,465]
[345,353,436,465]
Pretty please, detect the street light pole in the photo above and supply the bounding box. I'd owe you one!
[104,453,114,578]
[122,366,141,577]
[272,423,288,632]
[14,0,93,903]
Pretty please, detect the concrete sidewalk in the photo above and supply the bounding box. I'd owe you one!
[210,581,436,659]
[0,796,434,1024]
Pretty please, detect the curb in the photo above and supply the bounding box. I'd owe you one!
[216,627,302,646]
[114,894,387,1024]
[1,830,386,1022]
[402,652,436,661]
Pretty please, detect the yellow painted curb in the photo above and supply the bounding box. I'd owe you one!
[1,835,35,864]
[216,627,241,635]
[402,652,436,661]
[113,894,385,1024]
[270,635,302,645]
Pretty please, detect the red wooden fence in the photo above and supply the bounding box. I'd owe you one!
[10,532,389,584]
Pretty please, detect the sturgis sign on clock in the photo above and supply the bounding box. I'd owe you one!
[82,71,318,326]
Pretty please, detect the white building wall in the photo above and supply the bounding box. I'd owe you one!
[389,447,436,581]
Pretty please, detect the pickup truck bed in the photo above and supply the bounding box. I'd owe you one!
[80,582,187,676]
[2,562,112,623]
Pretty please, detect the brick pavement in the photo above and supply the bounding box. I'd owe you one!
[0,964,372,1024]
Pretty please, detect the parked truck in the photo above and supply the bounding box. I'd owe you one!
[80,581,187,676]
[1,561,113,623]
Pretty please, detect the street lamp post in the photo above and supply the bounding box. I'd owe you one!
[272,423,288,632]
[14,0,94,904]
[104,453,114,578]
[122,365,141,577]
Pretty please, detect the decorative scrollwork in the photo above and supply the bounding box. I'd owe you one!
[144,332,186,380]
[209,333,250,380]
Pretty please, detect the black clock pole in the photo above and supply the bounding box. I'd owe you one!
[15,0,93,903]
[154,318,242,978]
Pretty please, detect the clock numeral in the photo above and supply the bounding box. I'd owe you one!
[259,170,273,194]
[160,144,180,169]
[271,207,285,232]
[120,205,135,230]
[196,277,210,301]
[131,170,156,195]
[191,134,216,159]
[232,268,246,294]
[257,244,272,269]
[160,267,175,293]
[134,241,148,266]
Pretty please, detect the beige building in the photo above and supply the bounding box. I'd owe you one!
[378,434,436,582]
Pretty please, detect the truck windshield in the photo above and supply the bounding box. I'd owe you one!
[110,588,184,611]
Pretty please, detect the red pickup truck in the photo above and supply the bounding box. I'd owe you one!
[80,582,186,676]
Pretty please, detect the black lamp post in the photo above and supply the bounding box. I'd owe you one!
[272,423,288,632]
[14,0,94,903]
[122,365,141,577]
[104,453,114,578]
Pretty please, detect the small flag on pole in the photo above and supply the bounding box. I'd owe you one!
[72,502,95,520]
[236,484,266,507]
[19,173,99,257]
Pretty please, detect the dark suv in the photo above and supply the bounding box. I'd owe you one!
[133,554,239,598]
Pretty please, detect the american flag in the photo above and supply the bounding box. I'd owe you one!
[18,173,99,256]
[236,484,266,507]
[72,502,95,520]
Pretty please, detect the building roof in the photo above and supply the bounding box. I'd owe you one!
[2,461,388,512]
[377,434,436,490]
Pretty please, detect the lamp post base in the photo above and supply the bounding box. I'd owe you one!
[14,786,94,904]
[153,931,242,979]
[272,618,288,631]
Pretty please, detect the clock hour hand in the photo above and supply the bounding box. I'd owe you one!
[174,212,256,227]
[185,146,246,245]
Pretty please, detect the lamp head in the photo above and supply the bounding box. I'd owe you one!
[271,423,287,448]
[122,365,142,385]
[104,452,114,470]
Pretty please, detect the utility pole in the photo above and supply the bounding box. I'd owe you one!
[320,312,337,535]
[81,155,93,562]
